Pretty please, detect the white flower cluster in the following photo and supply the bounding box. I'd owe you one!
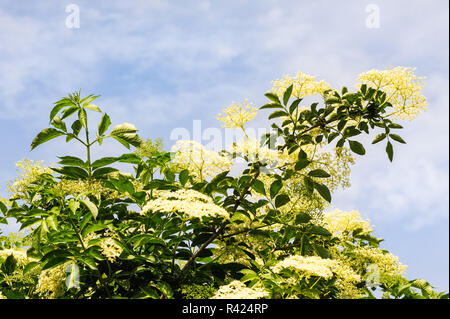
[35,262,72,299]
[272,255,335,279]
[83,233,123,263]
[0,249,32,267]
[229,137,287,167]
[171,140,232,181]
[141,189,229,220]
[211,280,269,299]
[323,209,373,239]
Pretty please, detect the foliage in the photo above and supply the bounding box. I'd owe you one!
[0,68,446,299]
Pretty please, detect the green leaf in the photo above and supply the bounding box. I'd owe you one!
[372,133,387,144]
[111,122,137,135]
[260,102,282,110]
[51,116,67,132]
[31,128,65,150]
[110,123,142,148]
[251,179,266,195]
[314,183,331,203]
[327,132,340,143]
[275,194,290,208]
[268,110,288,120]
[91,157,118,169]
[80,199,98,220]
[179,170,189,186]
[92,167,118,178]
[141,287,160,299]
[112,136,130,149]
[386,141,394,162]
[98,113,111,136]
[68,200,80,214]
[208,170,230,186]
[51,166,89,179]
[314,245,331,258]
[19,218,41,230]
[81,95,100,106]
[78,109,88,128]
[309,225,332,236]
[2,255,17,274]
[117,153,141,164]
[283,84,293,105]
[308,169,330,178]
[390,134,406,144]
[269,180,283,198]
[289,99,301,114]
[295,158,310,171]
[325,96,341,104]
[343,126,361,138]
[298,149,307,160]
[388,123,403,129]
[295,212,312,224]
[264,92,281,104]
[71,120,82,136]
[57,156,86,168]
[61,106,79,120]
[45,215,58,231]
[336,138,346,148]
[23,261,40,274]
[84,104,101,112]
[154,281,173,299]
[348,140,366,155]
[49,103,71,122]
[42,256,71,270]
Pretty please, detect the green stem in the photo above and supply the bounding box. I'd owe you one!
[85,126,92,179]
[67,216,86,251]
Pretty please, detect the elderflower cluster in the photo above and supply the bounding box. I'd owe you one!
[357,67,427,120]
[323,209,373,239]
[351,246,407,276]
[272,255,335,279]
[7,159,53,198]
[216,99,258,129]
[82,233,123,263]
[211,281,269,299]
[229,137,288,167]
[99,237,123,262]
[52,179,120,199]
[35,262,72,299]
[329,261,363,298]
[141,189,229,220]
[272,71,331,99]
[272,254,364,298]
[171,140,232,181]
[0,249,32,267]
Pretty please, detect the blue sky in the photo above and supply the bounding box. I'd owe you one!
[0,0,448,292]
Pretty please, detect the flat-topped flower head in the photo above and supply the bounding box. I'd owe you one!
[272,255,336,279]
[323,209,373,239]
[141,189,229,220]
[212,280,269,299]
[357,67,427,120]
[272,71,331,99]
[217,99,257,129]
[171,140,232,181]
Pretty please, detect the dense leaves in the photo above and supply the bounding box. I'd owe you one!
[0,75,445,300]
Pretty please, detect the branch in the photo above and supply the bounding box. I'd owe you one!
[180,169,261,273]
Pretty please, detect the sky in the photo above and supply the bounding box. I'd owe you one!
[0,0,448,292]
